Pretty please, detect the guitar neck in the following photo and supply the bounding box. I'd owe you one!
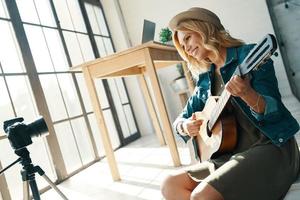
[208,86,232,131]
[208,65,243,131]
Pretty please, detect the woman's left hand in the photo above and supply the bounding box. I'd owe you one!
[225,75,265,113]
[225,75,253,98]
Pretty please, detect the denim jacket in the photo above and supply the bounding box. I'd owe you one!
[173,44,299,153]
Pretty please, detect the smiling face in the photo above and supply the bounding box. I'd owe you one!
[177,30,209,62]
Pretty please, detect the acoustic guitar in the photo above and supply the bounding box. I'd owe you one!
[194,34,278,162]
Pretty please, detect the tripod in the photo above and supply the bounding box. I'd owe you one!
[0,148,68,200]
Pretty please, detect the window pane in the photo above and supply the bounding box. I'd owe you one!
[16,0,39,24]
[0,77,14,135]
[95,36,107,57]
[88,113,105,156]
[94,79,109,109]
[75,73,93,112]
[0,21,25,73]
[115,78,128,103]
[43,28,69,72]
[103,110,120,149]
[52,0,73,30]
[0,0,9,19]
[34,0,56,27]
[108,79,130,138]
[77,33,95,62]
[124,104,137,134]
[27,137,57,187]
[71,117,94,164]
[63,31,84,66]
[66,0,86,32]
[84,3,100,34]
[24,25,54,72]
[103,37,114,55]
[6,76,38,122]
[54,121,82,173]
[39,74,68,121]
[94,6,109,36]
[57,73,82,117]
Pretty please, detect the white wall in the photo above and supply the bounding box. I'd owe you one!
[101,0,291,136]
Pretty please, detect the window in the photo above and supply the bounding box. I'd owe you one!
[0,3,55,198]
[84,1,140,145]
[0,0,140,198]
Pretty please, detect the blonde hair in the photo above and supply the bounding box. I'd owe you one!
[173,20,244,77]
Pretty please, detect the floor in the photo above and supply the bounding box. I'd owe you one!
[42,134,191,200]
[42,94,300,200]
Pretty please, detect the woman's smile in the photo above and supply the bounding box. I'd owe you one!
[191,47,198,58]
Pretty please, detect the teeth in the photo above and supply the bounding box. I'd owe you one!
[192,48,197,56]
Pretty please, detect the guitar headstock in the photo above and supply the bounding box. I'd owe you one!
[239,34,278,76]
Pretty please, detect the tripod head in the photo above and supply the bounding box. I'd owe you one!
[14,148,40,182]
[15,148,32,167]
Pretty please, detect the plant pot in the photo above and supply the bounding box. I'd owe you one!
[165,40,174,46]
[171,76,188,93]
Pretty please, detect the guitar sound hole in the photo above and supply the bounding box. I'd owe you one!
[206,121,212,137]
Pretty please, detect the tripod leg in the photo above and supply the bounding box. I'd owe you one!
[42,174,68,200]
[29,178,41,200]
[23,180,30,200]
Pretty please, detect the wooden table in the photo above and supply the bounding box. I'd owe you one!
[71,41,189,180]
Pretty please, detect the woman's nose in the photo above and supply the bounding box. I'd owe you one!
[186,44,192,55]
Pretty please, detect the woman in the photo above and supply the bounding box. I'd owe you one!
[161,7,300,200]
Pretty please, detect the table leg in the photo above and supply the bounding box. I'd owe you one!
[82,68,121,181]
[144,49,181,167]
[138,75,165,145]
[0,161,11,200]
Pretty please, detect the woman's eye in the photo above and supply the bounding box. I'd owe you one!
[185,36,190,41]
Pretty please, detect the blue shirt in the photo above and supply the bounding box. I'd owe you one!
[173,44,299,149]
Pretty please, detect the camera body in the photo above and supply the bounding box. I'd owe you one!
[3,117,48,150]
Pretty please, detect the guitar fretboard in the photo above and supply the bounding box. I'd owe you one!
[207,74,234,131]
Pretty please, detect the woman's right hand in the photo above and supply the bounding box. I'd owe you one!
[182,113,203,137]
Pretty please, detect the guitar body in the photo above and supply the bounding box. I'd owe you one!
[195,96,237,162]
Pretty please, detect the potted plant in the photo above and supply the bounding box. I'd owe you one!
[159,28,188,92]
[159,27,172,44]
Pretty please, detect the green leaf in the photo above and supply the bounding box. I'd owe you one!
[159,27,172,43]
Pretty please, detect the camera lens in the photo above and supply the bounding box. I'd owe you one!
[27,117,48,138]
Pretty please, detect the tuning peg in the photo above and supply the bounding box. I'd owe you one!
[273,52,279,57]
[285,3,289,8]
